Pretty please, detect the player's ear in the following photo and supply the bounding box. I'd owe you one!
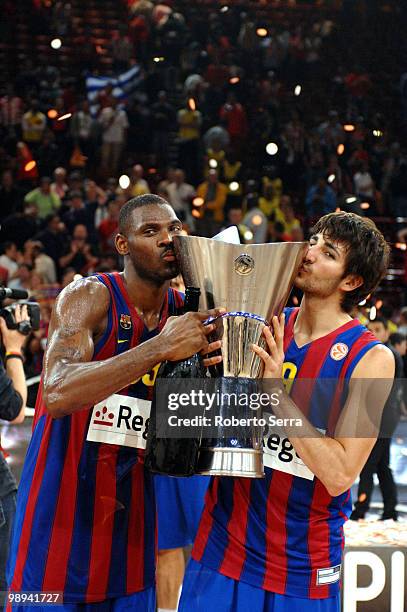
[341,273,363,293]
[115,233,129,256]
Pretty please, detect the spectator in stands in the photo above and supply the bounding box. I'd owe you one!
[318,110,343,153]
[259,183,282,220]
[389,332,407,359]
[21,100,46,150]
[389,160,407,217]
[36,131,61,177]
[0,85,23,153]
[110,27,133,73]
[151,91,176,169]
[166,169,195,228]
[219,91,248,155]
[196,168,227,236]
[30,241,57,284]
[305,176,337,219]
[177,98,202,185]
[98,199,121,254]
[397,307,407,336]
[130,164,150,197]
[24,176,61,219]
[99,97,129,175]
[0,170,23,220]
[70,100,95,161]
[242,194,268,244]
[351,317,403,521]
[0,242,20,280]
[34,213,68,269]
[0,202,41,250]
[59,224,98,275]
[61,191,93,235]
[50,167,68,200]
[353,160,376,203]
[203,123,230,152]
[8,263,33,293]
[280,195,303,241]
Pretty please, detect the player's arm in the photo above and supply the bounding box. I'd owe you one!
[276,345,394,497]
[252,318,395,497]
[43,278,218,418]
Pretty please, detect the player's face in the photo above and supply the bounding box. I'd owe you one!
[119,204,182,284]
[294,233,350,298]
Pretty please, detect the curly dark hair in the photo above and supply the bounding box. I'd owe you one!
[310,212,390,313]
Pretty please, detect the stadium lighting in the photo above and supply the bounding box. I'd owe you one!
[24,161,36,172]
[192,197,204,207]
[266,142,278,156]
[294,85,302,96]
[119,175,130,189]
[51,38,62,50]
[57,113,72,121]
[229,181,239,192]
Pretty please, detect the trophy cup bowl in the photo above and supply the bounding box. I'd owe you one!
[172,235,307,477]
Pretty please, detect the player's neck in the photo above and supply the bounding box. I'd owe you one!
[295,294,352,343]
[121,269,170,324]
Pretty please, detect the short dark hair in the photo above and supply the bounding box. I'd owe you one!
[310,212,390,313]
[389,332,406,346]
[369,316,388,329]
[118,194,171,234]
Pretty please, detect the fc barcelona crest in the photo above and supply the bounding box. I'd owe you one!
[119,314,132,330]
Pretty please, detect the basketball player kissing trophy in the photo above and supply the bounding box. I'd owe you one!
[145,229,306,478]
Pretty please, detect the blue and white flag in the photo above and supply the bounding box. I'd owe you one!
[86,64,143,117]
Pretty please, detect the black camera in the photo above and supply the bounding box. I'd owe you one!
[0,301,41,335]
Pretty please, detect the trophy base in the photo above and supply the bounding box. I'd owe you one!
[196,447,264,478]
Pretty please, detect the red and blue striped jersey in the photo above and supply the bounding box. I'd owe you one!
[192,307,380,599]
[7,272,183,603]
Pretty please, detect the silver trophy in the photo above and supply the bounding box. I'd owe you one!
[173,232,307,477]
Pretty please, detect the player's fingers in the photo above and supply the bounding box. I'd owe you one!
[204,340,221,353]
[251,343,271,362]
[203,355,222,367]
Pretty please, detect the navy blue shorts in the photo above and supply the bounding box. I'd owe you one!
[179,559,341,612]
[155,475,209,550]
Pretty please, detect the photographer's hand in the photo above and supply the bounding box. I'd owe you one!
[0,304,29,353]
[0,304,29,423]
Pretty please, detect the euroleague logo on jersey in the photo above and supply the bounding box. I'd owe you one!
[330,342,349,361]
